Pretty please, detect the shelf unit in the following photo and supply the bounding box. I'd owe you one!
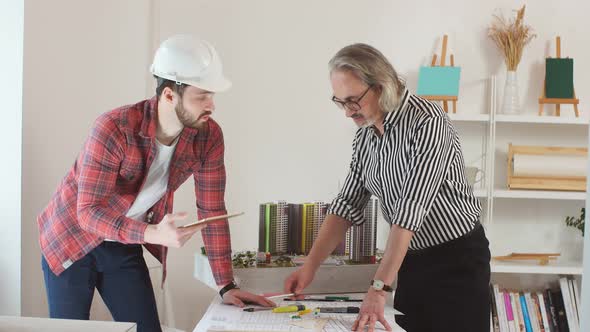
[448,113,490,123]
[492,189,586,201]
[447,75,588,277]
[495,114,589,125]
[491,260,583,275]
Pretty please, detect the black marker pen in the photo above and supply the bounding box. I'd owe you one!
[318,307,360,314]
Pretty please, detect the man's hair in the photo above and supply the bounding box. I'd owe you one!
[155,76,186,99]
[328,43,405,113]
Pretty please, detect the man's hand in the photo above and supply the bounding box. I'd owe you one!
[144,212,204,248]
[352,288,392,332]
[222,289,276,308]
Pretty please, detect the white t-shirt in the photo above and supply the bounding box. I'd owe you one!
[105,138,177,242]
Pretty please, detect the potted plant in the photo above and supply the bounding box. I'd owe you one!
[565,207,585,236]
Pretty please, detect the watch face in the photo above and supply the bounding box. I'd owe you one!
[373,280,384,289]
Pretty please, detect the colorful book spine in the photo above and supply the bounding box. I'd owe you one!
[489,284,500,332]
[520,293,533,332]
[536,292,550,332]
[531,293,545,332]
[504,291,516,332]
[493,285,508,332]
[553,288,569,332]
[525,292,540,331]
[544,289,559,332]
[511,292,523,332]
[572,278,581,323]
[568,278,580,329]
[560,277,577,332]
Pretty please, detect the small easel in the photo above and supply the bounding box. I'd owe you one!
[422,35,458,113]
[493,252,560,266]
[538,36,580,117]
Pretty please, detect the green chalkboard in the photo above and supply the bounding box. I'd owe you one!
[545,58,574,99]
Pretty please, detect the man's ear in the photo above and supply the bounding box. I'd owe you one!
[162,87,176,105]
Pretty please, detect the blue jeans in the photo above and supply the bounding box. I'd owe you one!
[42,242,161,332]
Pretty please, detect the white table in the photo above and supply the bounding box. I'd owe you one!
[0,316,136,332]
[193,293,405,332]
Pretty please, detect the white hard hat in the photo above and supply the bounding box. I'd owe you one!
[150,35,231,92]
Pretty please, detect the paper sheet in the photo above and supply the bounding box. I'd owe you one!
[194,295,405,332]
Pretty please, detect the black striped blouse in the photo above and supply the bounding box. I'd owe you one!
[328,88,482,250]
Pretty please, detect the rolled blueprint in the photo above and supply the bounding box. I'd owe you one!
[512,154,587,178]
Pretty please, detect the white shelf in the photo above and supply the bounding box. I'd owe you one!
[491,260,583,275]
[493,189,586,201]
[495,114,589,125]
[448,113,490,123]
[474,189,488,198]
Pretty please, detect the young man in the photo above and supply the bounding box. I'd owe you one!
[38,35,274,332]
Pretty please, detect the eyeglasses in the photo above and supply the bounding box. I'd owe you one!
[331,85,373,112]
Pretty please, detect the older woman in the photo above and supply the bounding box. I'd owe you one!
[284,44,490,332]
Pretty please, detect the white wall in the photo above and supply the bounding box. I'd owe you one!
[0,0,24,316]
[21,0,151,320]
[158,2,589,329]
[21,1,589,331]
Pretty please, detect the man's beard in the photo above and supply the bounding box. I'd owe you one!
[352,114,374,129]
[175,103,211,129]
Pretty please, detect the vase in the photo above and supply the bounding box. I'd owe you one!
[501,70,520,115]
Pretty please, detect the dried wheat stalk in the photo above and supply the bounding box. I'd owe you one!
[488,5,536,71]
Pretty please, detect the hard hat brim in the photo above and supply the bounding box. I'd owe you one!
[184,76,232,93]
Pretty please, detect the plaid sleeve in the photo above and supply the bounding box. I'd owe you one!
[328,130,371,225]
[76,114,148,243]
[195,122,233,286]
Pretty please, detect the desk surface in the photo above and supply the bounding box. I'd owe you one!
[193,293,405,332]
[0,316,136,332]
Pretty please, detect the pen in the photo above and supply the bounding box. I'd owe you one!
[242,307,273,312]
[318,307,360,314]
[284,298,363,302]
[263,292,295,300]
[243,305,307,313]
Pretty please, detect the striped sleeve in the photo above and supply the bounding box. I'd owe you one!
[328,130,371,225]
[390,116,454,232]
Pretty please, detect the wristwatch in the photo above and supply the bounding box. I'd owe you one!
[370,279,393,292]
[219,280,239,299]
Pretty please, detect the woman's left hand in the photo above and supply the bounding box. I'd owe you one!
[352,288,392,332]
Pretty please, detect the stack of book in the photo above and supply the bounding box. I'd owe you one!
[490,277,581,332]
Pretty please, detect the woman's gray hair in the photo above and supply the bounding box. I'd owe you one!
[328,43,405,113]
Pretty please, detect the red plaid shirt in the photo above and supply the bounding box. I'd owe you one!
[37,97,233,285]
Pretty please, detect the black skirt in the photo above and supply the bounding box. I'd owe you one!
[394,223,491,332]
